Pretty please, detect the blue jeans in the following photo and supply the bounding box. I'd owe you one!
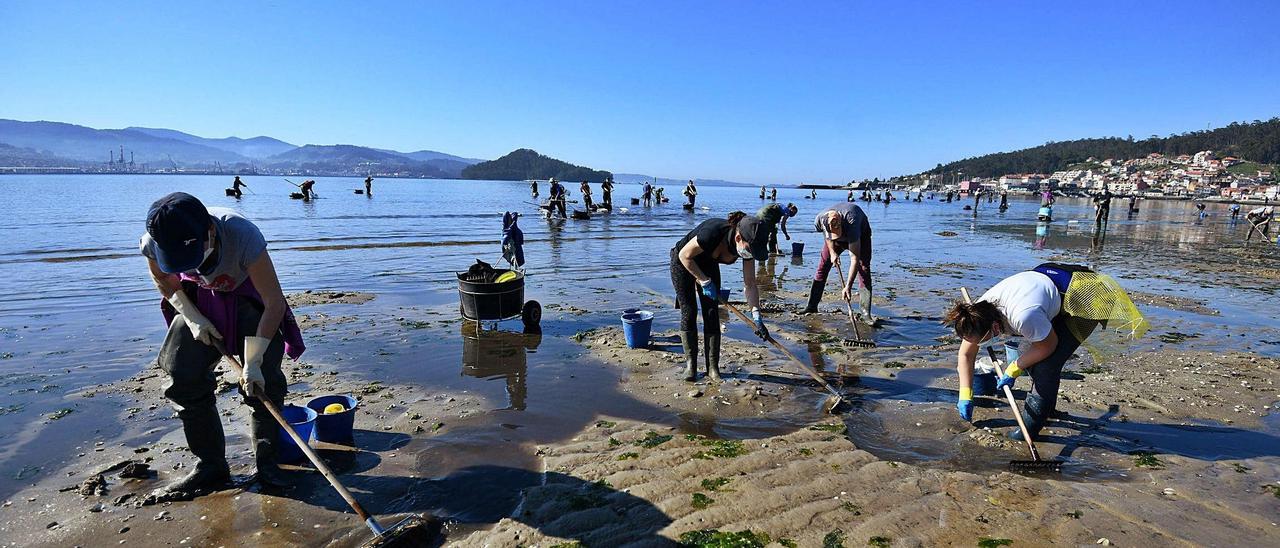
[1021,314,1096,436]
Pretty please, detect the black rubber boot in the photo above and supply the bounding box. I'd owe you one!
[681,334,698,382]
[251,411,293,490]
[162,407,230,495]
[802,279,825,314]
[704,333,723,382]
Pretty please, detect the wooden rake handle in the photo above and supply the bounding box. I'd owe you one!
[210,339,383,531]
[960,288,1043,462]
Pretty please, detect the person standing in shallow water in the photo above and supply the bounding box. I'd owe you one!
[683,180,698,207]
[804,202,873,318]
[299,179,316,200]
[758,202,798,255]
[601,177,614,208]
[671,212,772,382]
[140,192,304,497]
[580,180,593,210]
[531,180,539,198]
[364,176,373,196]
[230,176,247,198]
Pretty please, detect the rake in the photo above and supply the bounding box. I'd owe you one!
[961,288,1063,473]
[833,260,875,347]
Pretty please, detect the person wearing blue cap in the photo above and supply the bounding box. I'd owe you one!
[671,211,771,382]
[140,192,305,497]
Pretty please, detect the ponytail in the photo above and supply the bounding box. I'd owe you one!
[942,299,1003,340]
[726,210,746,228]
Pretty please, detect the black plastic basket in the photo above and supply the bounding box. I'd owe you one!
[458,270,525,322]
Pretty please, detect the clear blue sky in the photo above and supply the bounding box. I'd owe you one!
[3,1,1278,183]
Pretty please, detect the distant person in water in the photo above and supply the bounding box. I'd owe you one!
[299,180,316,200]
[847,189,854,202]
[580,181,593,210]
[1246,206,1274,242]
[1128,194,1138,213]
[642,181,654,206]
[758,202,798,255]
[809,189,817,200]
[805,202,873,320]
[945,190,954,203]
[1040,188,1055,207]
[1230,203,1241,219]
[759,185,767,200]
[548,178,567,218]
[770,187,777,201]
[883,190,892,205]
[364,176,373,196]
[1093,187,1112,225]
[531,180,539,198]
[999,191,1008,210]
[230,176,247,198]
[683,180,698,207]
[671,212,771,382]
[601,177,614,207]
[140,192,305,497]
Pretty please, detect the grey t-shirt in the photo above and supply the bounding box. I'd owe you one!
[140,207,267,292]
[813,202,865,243]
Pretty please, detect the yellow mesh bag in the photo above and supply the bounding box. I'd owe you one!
[1061,272,1148,361]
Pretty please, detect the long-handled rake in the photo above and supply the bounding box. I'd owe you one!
[961,288,1063,473]
[833,260,874,347]
[724,301,847,413]
[211,340,441,546]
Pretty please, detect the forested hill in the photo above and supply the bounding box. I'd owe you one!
[926,118,1280,177]
[461,148,612,182]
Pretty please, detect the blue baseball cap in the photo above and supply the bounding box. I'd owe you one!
[146,192,211,273]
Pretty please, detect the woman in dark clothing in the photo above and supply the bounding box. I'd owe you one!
[671,212,771,382]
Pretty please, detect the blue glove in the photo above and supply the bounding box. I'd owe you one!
[996,374,1016,392]
[995,361,1023,392]
[957,398,974,422]
[751,307,769,340]
[699,279,719,302]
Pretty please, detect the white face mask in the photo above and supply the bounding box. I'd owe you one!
[736,245,754,260]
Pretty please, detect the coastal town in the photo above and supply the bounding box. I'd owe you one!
[895,150,1278,203]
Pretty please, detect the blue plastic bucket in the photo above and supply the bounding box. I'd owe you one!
[306,395,359,445]
[791,242,805,255]
[1004,342,1021,366]
[278,404,317,464]
[621,310,654,349]
[972,372,998,397]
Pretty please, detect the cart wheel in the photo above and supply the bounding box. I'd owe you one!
[522,300,542,331]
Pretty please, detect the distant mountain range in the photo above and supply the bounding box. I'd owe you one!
[0,119,484,177]
[461,148,612,182]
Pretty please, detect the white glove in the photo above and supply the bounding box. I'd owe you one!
[241,336,270,397]
[167,292,222,345]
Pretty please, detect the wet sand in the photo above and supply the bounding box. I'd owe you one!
[5,282,1278,547]
[3,183,1280,546]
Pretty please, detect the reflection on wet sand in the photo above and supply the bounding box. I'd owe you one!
[460,323,541,411]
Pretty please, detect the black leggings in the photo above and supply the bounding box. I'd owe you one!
[670,248,721,363]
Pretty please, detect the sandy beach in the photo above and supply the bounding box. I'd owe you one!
[0,178,1277,547]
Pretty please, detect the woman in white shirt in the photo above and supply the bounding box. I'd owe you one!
[943,263,1098,441]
